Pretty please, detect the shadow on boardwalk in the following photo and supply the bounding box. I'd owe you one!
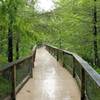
[16,47,80,100]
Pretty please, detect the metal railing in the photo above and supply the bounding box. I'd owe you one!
[0,45,36,100]
[45,44,100,100]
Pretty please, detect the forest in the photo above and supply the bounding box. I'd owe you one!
[0,0,100,73]
[0,0,100,100]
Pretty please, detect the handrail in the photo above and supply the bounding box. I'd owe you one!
[45,44,100,86]
[0,45,37,100]
[0,45,37,72]
[0,55,32,72]
[0,44,99,100]
[45,44,100,100]
[73,54,100,86]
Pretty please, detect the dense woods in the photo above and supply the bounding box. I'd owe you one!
[0,1,100,100]
[0,0,100,72]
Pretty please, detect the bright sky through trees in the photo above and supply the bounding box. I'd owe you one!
[34,0,56,12]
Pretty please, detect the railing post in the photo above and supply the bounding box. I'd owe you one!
[32,49,36,68]
[73,57,75,78]
[57,50,59,61]
[11,65,16,100]
[54,49,56,58]
[30,57,33,78]
[62,51,65,67]
[52,49,55,57]
[48,47,50,53]
[31,48,36,78]
[81,68,86,100]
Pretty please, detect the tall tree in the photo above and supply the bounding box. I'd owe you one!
[7,0,17,62]
[93,0,98,66]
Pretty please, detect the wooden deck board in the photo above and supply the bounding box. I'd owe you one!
[16,47,80,100]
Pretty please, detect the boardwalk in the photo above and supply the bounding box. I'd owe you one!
[16,47,80,100]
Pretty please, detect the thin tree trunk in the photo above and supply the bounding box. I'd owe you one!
[8,18,13,62]
[16,33,19,59]
[0,26,3,53]
[0,36,2,53]
[93,0,98,66]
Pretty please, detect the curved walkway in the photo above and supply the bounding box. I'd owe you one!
[17,47,80,100]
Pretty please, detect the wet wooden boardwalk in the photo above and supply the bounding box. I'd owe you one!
[17,47,80,100]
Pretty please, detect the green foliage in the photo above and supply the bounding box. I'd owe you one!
[0,0,37,64]
[96,68,100,74]
[0,76,11,98]
[0,0,100,99]
[32,0,100,69]
[0,54,7,68]
[0,0,100,70]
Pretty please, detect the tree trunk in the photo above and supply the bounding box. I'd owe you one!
[93,0,98,66]
[8,18,13,62]
[0,26,3,53]
[16,33,19,59]
[0,36,3,53]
